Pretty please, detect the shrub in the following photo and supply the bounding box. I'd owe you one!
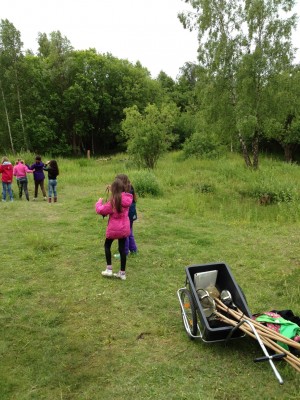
[78,159,89,168]
[122,103,178,169]
[182,132,224,159]
[239,186,297,205]
[132,170,161,197]
[194,183,216,194]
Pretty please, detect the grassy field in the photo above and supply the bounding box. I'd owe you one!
[0,152,299,399]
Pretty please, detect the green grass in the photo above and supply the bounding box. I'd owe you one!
[0,152,299,399]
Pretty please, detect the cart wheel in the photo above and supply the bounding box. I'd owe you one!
[180,288,197,338]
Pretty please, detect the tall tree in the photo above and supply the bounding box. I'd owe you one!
[0,19,27,150]
[264,66,300,161]
[0,80,14,153]
[122,103,179,169]
[179,0,297,168]
[37,31,75,152]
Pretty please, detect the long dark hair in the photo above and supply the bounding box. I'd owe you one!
[115,174,131,192]
[49,160,59,175]
[116,173,136,202]
[110,179,124,213]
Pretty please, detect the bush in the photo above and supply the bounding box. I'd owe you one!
[122,103,178,169]
[182,132,224,159]
[239,185,297,205]
[132,170,161,197]
[194,183,216,194]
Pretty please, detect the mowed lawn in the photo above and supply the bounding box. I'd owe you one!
[0,152,299,399]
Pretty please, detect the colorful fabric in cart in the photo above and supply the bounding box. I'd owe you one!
[253,310,300,353]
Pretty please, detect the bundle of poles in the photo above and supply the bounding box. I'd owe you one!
[213,297,300,374]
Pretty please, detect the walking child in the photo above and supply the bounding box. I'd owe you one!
[116,174,138,256]
[30,155,47,200]
[95,178,133,280]
[44,160,59,203]
[13,159,33,201]
[0,157,14,202]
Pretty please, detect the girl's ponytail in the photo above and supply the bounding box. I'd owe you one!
[110,179,124,213]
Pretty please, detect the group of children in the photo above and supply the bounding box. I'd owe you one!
[95,174,138,281]
[2,157,136,279]
[0,155,59,203]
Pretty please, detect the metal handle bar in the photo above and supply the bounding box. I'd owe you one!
[254,354,286,363]
[226,318,284,384]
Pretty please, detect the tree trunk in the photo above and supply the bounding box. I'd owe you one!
[252,131,259,170]
[14,68,28,150]
[283,143,294,162]
[16,83,28,150]
[72,132,77,155]
[72,132,81,155]
[0,81,15,154]
[91,131,94,155]
[238,132,252,168]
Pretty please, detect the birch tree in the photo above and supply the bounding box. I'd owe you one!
[0,79,14,153]
[0,19,27,150]
[179,0,297,168]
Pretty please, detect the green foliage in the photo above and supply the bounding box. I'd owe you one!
[240,185,298,205]
[180,1,297,168]
[0,22,164,156]
[131,170,161,197]
[122,103,179,169]
[238,161,299,204]
[182,131,224,159]
[194,182,216,194]
[174,110,197,145]
[263,68,300,161]
[236,115,258,139]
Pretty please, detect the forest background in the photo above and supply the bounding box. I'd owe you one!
[1,1,300,169]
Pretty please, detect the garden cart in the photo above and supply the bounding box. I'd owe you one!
[177,262,300,384]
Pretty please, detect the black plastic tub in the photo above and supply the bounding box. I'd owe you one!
[185,262,252,342]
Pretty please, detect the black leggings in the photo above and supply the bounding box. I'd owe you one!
[104,238,126,271]
[17,178,29,201]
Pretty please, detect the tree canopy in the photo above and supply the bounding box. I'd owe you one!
[0,10,300,165]
[179,0,298,167]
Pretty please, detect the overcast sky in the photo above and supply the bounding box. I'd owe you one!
[1,0,300,80]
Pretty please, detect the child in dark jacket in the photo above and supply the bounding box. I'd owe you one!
[116,174,138,256]
[0,157,14,202]
[44,160,59,203]
[30,155,47,200]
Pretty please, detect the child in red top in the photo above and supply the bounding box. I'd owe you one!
[0,157,14,202]
[95,178,133,280]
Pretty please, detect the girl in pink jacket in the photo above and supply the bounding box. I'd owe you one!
[95,178,133,280]
[13,159,33,201]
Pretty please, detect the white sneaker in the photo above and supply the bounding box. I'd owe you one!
[114,271,126,280]
[101,268,113,277]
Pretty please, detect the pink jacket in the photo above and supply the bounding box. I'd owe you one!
[95,192,133,239]
[13,163,33,179]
